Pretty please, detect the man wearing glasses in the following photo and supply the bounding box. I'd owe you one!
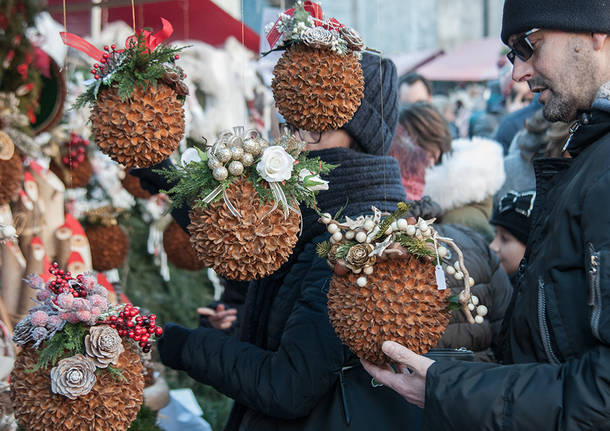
[363,1,610,429]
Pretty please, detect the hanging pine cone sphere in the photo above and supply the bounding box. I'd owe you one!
[86,224,130,271]
[121,172,152,199]
[328,255,451,365]
[10,342,144,431]
[90,81,185,168]
[187,179,300,281]
[163,220,204,271]
[272,44,364,132]
[0,151,22,205]
[49,158,93,189]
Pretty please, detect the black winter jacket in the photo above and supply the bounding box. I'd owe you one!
[424,92,610,430]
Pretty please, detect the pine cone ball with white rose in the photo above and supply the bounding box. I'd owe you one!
[11,342,144,431]
[84,325,124,368]
[272,44,364,131]
[187,178,300,281]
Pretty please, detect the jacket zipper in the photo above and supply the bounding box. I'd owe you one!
[538,278,560,364]
[587,244,602,340]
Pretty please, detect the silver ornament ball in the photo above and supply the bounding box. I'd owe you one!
[228,161,244,176]
[215,146,231,163]
[230,146,244,161]
[213,166,229,181]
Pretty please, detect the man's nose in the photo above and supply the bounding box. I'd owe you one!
[511,57,533,83]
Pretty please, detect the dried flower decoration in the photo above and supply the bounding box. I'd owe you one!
[50,354,97,400]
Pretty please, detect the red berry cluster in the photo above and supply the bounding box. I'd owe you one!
[107,304,163,353]
[90,44,120,80]
[48,262,87,297]
[62,133,89,169]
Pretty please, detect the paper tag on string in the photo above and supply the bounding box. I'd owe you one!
[435,265,447,290]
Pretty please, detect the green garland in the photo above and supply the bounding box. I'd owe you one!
[74,34,187,109]
[158,144,335,213]
[28,323,89,372]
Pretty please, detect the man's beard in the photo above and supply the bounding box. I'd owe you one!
[541,89,578,122]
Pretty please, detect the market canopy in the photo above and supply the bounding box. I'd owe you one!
[46,0,260,52]
[416,37,503,82]
[389,48,444,78]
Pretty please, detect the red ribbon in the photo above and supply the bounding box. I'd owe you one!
[60,32,105,62]
[267,1,328,49]
[60,18,173,62]
[125,18,173,52]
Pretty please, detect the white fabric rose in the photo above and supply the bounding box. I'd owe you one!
[180,147,202,166]
[298,169,329,191]
[256,146,295,183]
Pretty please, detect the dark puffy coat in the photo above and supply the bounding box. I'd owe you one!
[434,224,513,361]
[424,100,610,429]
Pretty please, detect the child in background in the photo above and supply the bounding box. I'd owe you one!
[489,190,535,280]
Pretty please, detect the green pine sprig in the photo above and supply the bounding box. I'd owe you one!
[395,234,436,260]
[316,240,331,258]
[74,34,188,109]
[373,202,411,241]
[28,323,89,372]
[104,364,128,382]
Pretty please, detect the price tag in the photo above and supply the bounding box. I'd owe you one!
[435,264,447,290]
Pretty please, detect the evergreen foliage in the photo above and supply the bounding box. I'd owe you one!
[395,234,436,260]
[29,322,89,372]
[373,202,410,241]
[74,34,186,109]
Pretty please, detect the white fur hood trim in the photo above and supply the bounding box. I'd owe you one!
[423,137,506,212]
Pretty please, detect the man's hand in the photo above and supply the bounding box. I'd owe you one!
[361,340,434,408]
[197,304,237,330]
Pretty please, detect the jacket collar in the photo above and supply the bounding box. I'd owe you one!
[566,81,610,158]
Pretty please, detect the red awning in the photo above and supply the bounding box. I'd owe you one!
[46,0,259,52]
[416,37,503,82]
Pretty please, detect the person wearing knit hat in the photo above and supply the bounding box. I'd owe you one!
[489,190,535,277]
[362,1,610,430]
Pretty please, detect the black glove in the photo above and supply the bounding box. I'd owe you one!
[129,158,176,196]
[158,323,191,371]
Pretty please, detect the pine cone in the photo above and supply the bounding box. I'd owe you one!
[84,326,124,368]
[11,342,144,431]
[163,220,204,271]
[90,82,185,168]
[49,158,93,189]
[187,179,300,280]
[272,44,364,132]
[121,172,152,199]
[328,255,451,365]
[86,224,130,271]
[0,151,22,205]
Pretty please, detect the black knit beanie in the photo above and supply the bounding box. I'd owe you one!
[490,190,536,244]
[501,0,610,44]
[343,53,399,156]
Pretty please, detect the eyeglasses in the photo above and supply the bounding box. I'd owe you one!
[506,28,540,64]
[280,123,322,144]
[498,191,536,217]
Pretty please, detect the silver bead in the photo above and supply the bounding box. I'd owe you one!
[215,146,231,163]
[228,161,244,176]
[230,146,244,161]
[208,158,222,170]
[241,152,254,167]
[213,166,229,181]
[243,138,260,155]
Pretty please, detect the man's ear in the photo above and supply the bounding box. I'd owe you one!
[591,33,608,51]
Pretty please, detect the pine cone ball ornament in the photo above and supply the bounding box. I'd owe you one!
[11,342,144,431]
[121,172,152,199]
[163,220,204,271]
[187,179,300,280]
[86,224,130,271]
[272,44,364,132]
[49,157,93,189]
[0,151,22,205]
[328,255,451,365]
[90,81,185,168]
